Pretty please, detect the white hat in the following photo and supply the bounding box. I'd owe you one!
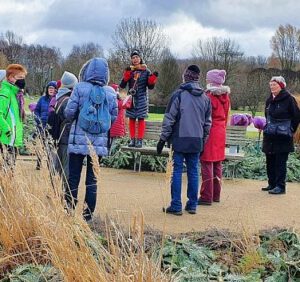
[270,76,286,89]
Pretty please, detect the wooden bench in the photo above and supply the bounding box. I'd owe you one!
[121,121,247,172]
[225,126,248,153]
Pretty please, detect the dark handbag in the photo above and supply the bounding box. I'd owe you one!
[263,117,292,137]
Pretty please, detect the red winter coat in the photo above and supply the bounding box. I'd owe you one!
[110,99,126,138]
[201,86,230,162]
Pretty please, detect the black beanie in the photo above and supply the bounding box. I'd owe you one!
[187,65,200,74]
[183,64,201,82]
[130,50,140,58]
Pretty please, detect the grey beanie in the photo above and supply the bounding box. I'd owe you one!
[61,71,78,89]
[0,70,6,81]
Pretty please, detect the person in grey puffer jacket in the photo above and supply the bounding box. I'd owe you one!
[157,65,212,216]
[64,57,118,221]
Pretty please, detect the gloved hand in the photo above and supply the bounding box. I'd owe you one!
[148,71,158,85]
[123,67,132,82]
[157,139,165,155]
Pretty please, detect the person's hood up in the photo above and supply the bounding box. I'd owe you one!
[180,81,204,96]
[56,87,72,100]
[79,57,109,86]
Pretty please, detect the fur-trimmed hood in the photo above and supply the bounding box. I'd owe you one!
[206,84,230,95]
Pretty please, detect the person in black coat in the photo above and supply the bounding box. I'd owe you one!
[262,76,300,194]
[119,50,158,148]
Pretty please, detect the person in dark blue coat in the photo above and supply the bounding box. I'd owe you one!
[34,81,57,130]
[119,50,158,148]
[34,81,57,169]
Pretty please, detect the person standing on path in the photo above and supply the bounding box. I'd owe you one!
[261,76,300,195]
[157,65,212,215]
[198,69,230,205]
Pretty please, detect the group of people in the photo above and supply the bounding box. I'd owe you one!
[0,49,299,220]
[0,51,158,221]
[157,70,300,215]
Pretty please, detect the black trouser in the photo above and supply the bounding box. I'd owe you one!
[266,152,289,190]
[65,153,101,216]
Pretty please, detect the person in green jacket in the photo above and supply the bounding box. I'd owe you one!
[0,64,27,168]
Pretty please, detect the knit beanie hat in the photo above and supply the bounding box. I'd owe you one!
[183,65,200,82]
[0,70,6,81]
[47,81,57,89]
[56,79,62,89]
[270,76,286,89]
[61,71,78,89]
[131,50,140,58]
[206,69,226,86]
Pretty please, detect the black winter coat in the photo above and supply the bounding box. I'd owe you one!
[119,68,154,119]
[262,89,300,154]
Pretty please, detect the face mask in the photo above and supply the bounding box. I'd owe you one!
[15,79,26,90]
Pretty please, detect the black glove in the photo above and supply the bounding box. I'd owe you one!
[153,71,159,77]
[157,139,165,155]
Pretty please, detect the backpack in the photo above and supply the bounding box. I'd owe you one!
[78,85,111,134]
[48,96,69,141]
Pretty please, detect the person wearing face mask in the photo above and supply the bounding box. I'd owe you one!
[34,80,57,169]
[119,50,158,148]
[0,64,27,169]
[262,76,300,195]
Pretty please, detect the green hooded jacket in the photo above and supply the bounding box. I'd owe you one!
[0,80,23,147]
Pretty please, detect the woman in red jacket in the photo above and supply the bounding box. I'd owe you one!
[198,69,230,205]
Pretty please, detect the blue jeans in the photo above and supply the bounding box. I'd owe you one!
[170,151,200,211]
[66,153,101,216]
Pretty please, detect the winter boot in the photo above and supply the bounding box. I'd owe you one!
[128,138,136,147]
[135,139,143,148]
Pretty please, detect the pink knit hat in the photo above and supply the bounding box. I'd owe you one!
[206,69,226,86]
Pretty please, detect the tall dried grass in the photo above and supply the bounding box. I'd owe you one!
[0,139,170,281]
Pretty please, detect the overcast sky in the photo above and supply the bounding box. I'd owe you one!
[0,0,299,59]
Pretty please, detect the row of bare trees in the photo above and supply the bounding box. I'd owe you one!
[1,21,300,114]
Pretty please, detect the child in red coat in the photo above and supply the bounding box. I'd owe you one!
[198,69,230,205]
[109,84,126,152]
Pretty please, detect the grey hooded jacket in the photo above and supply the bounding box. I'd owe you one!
[160,81,212,153]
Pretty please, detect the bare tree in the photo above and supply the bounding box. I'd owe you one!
[193,37,243,81]
[23,44,62,95]
[153,48,182,105]
[0,30,23,63]
[271,24,300,71]
[63,42,104,77]
[112,17,167,65]
[0,52,8,68]
[107,49,124,84]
